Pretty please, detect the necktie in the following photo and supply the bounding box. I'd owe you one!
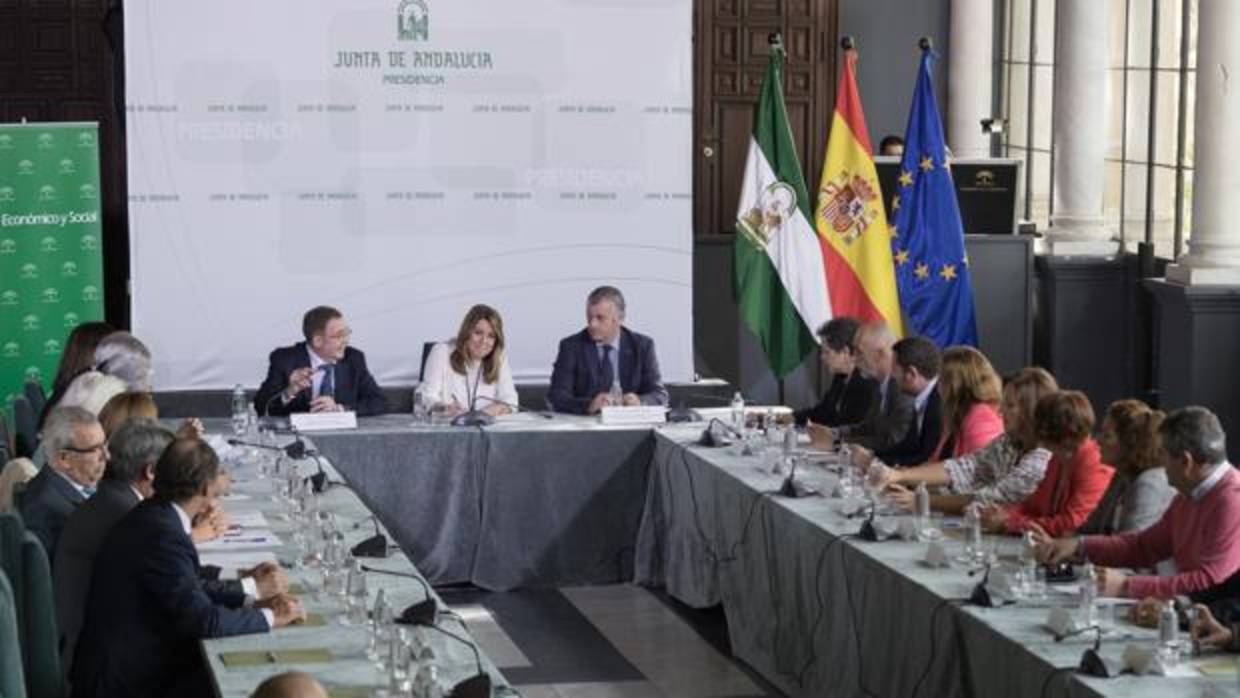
[321,363,336,398]
[600,345,615,391]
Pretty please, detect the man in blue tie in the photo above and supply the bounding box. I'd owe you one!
[548,286,668,415]
[253,305,389,416]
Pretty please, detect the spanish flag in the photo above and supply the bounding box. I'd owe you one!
[814,48,904,336]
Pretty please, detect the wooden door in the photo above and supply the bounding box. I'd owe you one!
[694,0,839,238]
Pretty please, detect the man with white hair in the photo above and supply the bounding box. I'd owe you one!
[17,406,107,560]
[810,321,915,452]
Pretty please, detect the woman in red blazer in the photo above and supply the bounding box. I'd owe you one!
[980,390,1115,536]
[932,346,1006,461]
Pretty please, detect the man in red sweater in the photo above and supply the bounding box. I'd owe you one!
[1036,406,1240,600]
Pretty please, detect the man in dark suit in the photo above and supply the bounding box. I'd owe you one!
[253,305,388,416]
[53,418,288,676]
[71,437,304,698]
[795,316,879,427]
[875,336,943,466]
[811,321,914,453]
[548,286,668,414]
[18,406,107,562]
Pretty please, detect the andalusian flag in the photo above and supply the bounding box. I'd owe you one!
[734,42,829,378]
[813,48,904,335]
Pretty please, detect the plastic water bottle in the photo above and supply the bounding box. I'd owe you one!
[345,559,369,625]
[412,389,429,423]
[246,404,259,439]
[914,482,930,536]
[1159,600,1181,664]
[1080,562,1098,628]
[230,384,248,437]
[730,391,746,431]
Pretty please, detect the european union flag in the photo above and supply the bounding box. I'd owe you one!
[890,48,978,347]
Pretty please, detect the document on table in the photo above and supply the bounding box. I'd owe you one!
[199,550,278,577]
[197,529,281,551]
[226,510,270,529]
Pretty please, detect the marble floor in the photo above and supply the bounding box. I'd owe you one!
[439,584,779,698]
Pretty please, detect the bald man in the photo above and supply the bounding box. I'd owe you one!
[251,672,328,698]
[811,321,914,452]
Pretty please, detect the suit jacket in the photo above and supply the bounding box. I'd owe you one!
[53,480,245,676]
[795,370,879,428]
[253,342,388,417]
[836,375,915,453]
[547,327,668,414]
[71,500,267,698]
[876,385,943,466]
[17,466,86,563]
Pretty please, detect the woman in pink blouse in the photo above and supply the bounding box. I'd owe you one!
[932,346,1006,461]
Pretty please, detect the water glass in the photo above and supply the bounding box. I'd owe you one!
[412,389,430,424]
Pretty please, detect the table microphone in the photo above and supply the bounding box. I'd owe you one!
[857,498,881,541]
[360,565,437,626]
[351,515,389,558]
[424,624,493,698]
[967,561,995,607]
[698,418,741,447]
[472,394,554,419]
[1053,624,1114,677]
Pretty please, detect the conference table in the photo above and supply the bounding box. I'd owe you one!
[295,412,1238,698]
[197,435,518,698]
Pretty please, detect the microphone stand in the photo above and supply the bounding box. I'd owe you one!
[423,624,494,698]
[967,560,995,607]
[360,565,437,626]
[450,367,495,427]
[351,515,390,558]
[857,497,881,541]
[1054,624,1113,677]
[698,417,742,447]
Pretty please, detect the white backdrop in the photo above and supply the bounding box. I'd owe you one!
[124,0,693,390]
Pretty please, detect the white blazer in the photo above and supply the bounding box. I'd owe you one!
[419,341,518,411]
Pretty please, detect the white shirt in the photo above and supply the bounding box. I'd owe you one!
[913,378,938,433]
[419,341,519,411]
[307,345,332,400]
[1190,461,1232,501]
[178,502,268,625]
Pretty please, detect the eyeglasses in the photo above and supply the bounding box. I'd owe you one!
[325,328,353,341]
[63,441,108,456]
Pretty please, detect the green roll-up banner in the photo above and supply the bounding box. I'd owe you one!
[0,122,105,418]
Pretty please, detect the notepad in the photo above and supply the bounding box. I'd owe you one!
[1194,655,1239,677]
[218,647,333,667]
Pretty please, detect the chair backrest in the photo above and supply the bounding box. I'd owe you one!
[22,383,46,425]
[0,459,38,513]
[0,512,29,672]
[20,532,62,698]
[0,413,12,459]
[419,341,436,380]
[0,570,28,698]
[11,397,37,459]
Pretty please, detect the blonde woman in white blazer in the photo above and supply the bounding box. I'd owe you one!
[419,304,518,417]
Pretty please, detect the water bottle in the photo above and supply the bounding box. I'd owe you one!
[388,628,412,694]
[730,391,745,431]
[1021,531,1041,597]
[345,559,369,625]
[230,384,248,437]
[608,379,623,407]
[1159,600,1181,664]
[915,482,930,520]
[412,389,429,423]
[1079,562,1098,628]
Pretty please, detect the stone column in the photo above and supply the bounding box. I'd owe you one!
[948,0,994,159]
[1166,0,1240,284]
[1043,0,1117,255]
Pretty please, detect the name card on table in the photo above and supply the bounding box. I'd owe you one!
[290,410,358,431]
[599,405,668,425]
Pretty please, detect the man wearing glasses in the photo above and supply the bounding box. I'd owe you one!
[253,305,388,416]
[18,405,107,562]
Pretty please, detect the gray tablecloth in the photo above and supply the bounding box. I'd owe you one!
[308,415,654,590]
[635,427,1240,698]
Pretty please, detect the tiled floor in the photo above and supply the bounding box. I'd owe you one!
[441,584,778,698]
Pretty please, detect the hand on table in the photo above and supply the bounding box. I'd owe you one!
[259,593,306,627]
[977,504,1010,533]
[806,422,834,450]
[242,561,289,599]
[310,396,341,413]
[587,393,611,415]
[884,483,915,512]
[1191,604,1234,650]
[1096,566,1128,597]
[622,393,641,407]
[1034,535,1081,565]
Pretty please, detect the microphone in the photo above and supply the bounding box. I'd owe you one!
[424,624,493,698]
[857,499,881,541]
[472,394,554,420]
[228,436,328,492]
[698,418,741,447]
[967,560,996,607]
[351,515,390,558]
[360,564,437,626]
[1053,624,1114,677]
